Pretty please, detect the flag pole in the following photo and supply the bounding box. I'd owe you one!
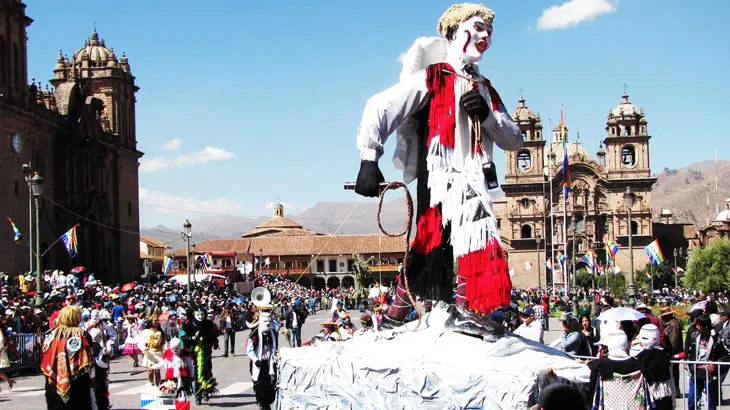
[548,118,556,292]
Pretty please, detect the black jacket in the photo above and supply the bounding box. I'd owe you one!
[283,306,307,329]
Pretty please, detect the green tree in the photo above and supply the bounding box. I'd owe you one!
[683,240,730,292]
[605,273,627,300]
[635,261,675,291]
[351,253,374,294]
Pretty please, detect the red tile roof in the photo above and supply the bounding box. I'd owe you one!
[169,234,406,257]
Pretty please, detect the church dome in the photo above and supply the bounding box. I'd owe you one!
[72,30,116,66]
[544,142,593,168]
[714,199,730,222]
[609,93,644,118]
[511,97,540,124]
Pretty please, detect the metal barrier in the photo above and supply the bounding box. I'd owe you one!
[570,355,730,409]
[7,333,44,371]
[674,359,730,410]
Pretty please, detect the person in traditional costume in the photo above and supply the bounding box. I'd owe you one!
[41,305,95,410]
[122,315,141,367]
[89,327,114,410]
[313,321,344,342]
[138,315,165,386]
[246,307,278,410]
[354,3,522,323]
[355,314,375,336]
[180,305,218,405]
[153,337,194,403]
[0,322,16,391]
[634,324,675,410]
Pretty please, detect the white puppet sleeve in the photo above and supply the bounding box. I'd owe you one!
[356,71,431,163]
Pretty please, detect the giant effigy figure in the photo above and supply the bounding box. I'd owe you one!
[355,3,523,320]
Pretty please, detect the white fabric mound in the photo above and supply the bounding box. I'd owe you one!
[277,305,590,409]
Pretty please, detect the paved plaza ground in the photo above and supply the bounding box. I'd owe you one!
[1,313,729,409]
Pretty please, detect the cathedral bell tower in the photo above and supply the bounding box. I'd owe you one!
[504,97,545,184]
[50,29,138,149]
[603,93,650,179]
[0,0,32,105]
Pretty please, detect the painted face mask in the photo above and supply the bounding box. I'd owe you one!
[638,324,660,350]
[193,310,205,322]
[446,15,492,66]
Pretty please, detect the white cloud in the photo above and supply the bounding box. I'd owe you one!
[265,201,294,210]
[140,146,236,173]
[537,0,616,31]
[139,188,242,215]
[162,138,182,151]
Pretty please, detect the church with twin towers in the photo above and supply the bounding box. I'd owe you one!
[494,92,657,289]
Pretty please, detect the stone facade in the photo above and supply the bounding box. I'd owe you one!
[495,94,657,289]
[0,1,141,283]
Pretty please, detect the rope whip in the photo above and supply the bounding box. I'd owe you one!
[375,181,422,329]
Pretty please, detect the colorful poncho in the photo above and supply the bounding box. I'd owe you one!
[41,327,94,403]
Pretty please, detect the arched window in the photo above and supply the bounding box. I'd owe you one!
[520,198,531,209]
[521,224,532,239]
[626,126,632,136]
[573,213,585,232]
[621,145,635,167]
[517,150,532,172]
[630,220,638,235]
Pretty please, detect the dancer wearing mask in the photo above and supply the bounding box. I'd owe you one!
[41,305,95,410]
[247,306,278,410]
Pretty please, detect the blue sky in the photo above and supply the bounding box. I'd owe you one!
[24,0,729,228]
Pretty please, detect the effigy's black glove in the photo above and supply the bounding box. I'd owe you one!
[255,360,261,367]
[460,90,491,123]
[355,160,384,197]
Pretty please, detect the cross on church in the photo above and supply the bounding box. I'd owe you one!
[519,87,525,98]
[622,82,629,95]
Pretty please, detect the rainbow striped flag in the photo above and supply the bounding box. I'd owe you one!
[606,239,619,260]
[643,239,664,266]
[61,224,78,258]
[7,217,22,244]
[582,250,595,273]
[162,255,173,275]
[557,251,567,267]
[561,106,570,199]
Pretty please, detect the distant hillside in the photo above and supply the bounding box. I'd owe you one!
[143,161,730,250]
[652,160,730,228]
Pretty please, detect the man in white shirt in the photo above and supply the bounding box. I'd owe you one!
[513,306,543,344]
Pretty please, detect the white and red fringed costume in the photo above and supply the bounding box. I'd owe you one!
[355,4,523,317]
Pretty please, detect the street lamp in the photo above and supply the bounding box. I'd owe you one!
[22,164,33,275]
[30,173,44,307]
[624,187,636,307]
[535,231,542,290]
[259,248,263,273]
[570,214,579,317]
[182,219,192,302]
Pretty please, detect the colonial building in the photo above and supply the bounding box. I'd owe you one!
[170,204,406,290]
[0,1,141,283]
[699,199,730,246]
[140,236,167,276]
[495,93,657,289]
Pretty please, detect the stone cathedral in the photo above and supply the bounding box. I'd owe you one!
[494,93,657,289]
[0,0,141,283]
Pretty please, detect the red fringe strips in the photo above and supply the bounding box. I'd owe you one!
[457,241,511,314]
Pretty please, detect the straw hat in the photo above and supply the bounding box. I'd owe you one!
[659,307,674,318]
[320,320,338,327]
